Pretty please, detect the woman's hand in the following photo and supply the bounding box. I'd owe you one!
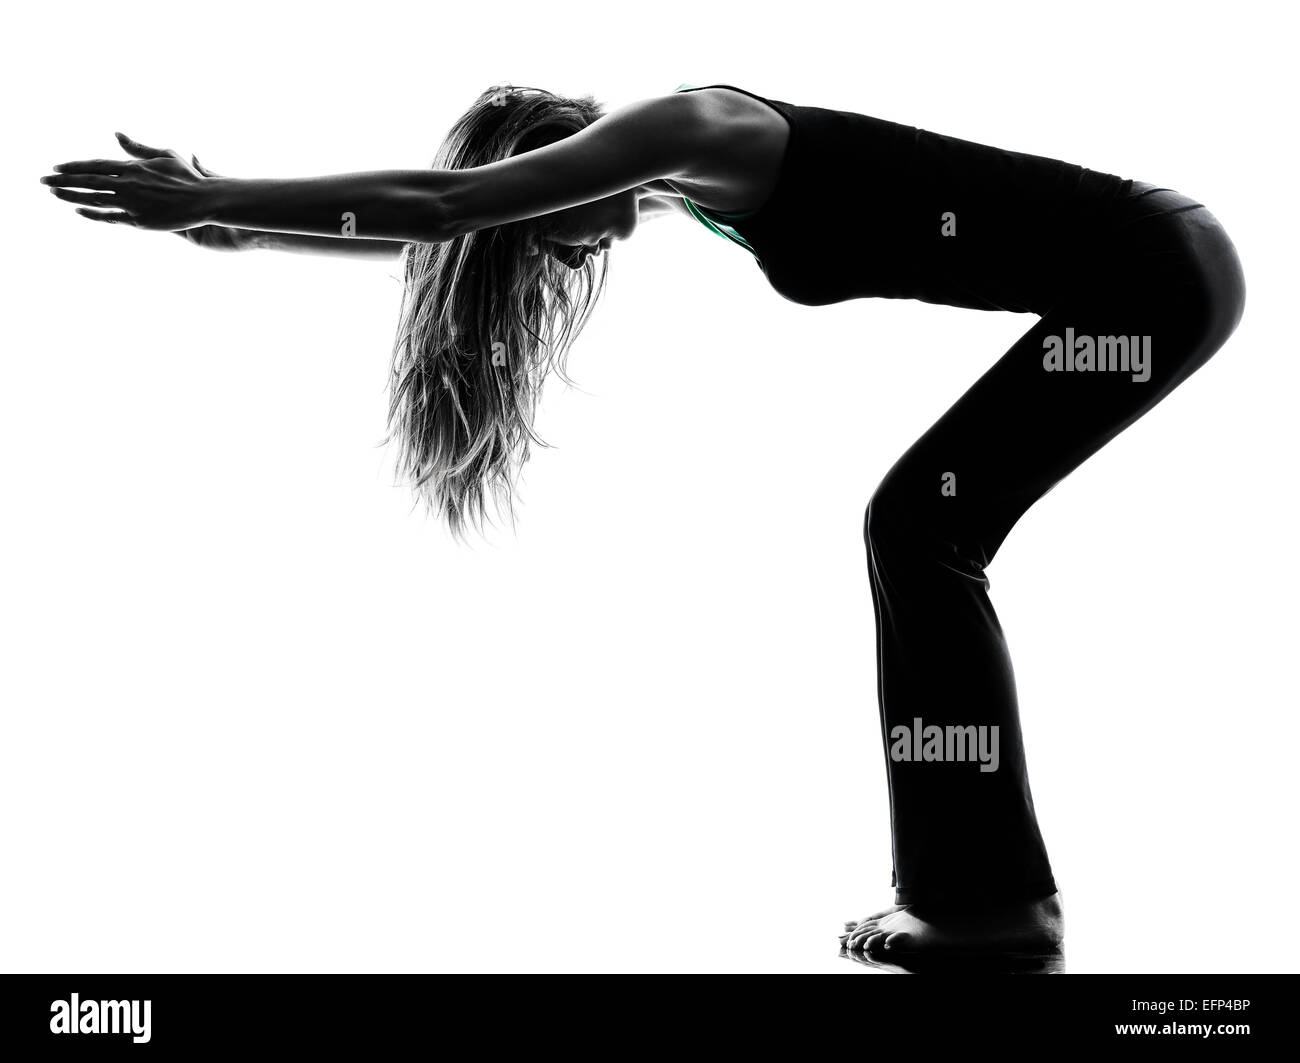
[42,132,214,232]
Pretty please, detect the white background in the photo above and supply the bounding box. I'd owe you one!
[4,0,1295,973]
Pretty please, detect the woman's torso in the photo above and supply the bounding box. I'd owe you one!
[671,84,1140,315]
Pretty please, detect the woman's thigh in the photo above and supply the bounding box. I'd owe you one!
[868,203,1246,566]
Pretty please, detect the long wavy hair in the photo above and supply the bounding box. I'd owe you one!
[384,84,609,537]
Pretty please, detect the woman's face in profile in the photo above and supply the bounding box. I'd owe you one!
[530,189,641,268]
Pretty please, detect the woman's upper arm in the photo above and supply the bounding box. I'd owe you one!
[436,92,708,238]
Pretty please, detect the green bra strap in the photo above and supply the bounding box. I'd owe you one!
[673,83,760,257]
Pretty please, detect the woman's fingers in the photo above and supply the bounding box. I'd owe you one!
[42,173,118,190]
[74,207,136,225]
[115,132,171,160]
[49,188,121,209]
[52,160,126,175]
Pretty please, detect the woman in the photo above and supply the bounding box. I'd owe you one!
[41,83,1246,959]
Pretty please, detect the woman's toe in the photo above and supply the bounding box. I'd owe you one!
[882,931,911,953]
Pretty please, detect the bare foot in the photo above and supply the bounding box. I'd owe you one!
[840,893,1064,956]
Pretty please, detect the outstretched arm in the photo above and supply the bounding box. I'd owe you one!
[42,93,712,245]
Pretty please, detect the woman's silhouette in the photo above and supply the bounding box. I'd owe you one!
[42,83,1246,957]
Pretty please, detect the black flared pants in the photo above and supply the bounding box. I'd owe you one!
[866,183,1246,906]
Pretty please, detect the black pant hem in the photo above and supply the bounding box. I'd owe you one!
[894,877,1059,908]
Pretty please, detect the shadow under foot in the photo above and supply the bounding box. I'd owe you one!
[840,945,1066,974]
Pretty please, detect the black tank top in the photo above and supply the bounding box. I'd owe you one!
[675,84,1135,315]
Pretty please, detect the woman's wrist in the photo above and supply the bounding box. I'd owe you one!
[200,175,237,227]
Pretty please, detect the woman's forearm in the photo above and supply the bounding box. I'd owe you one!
[249,230,407,259]
[203,171,449,244]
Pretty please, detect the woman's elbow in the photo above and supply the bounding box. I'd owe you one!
[388,178,455,244]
